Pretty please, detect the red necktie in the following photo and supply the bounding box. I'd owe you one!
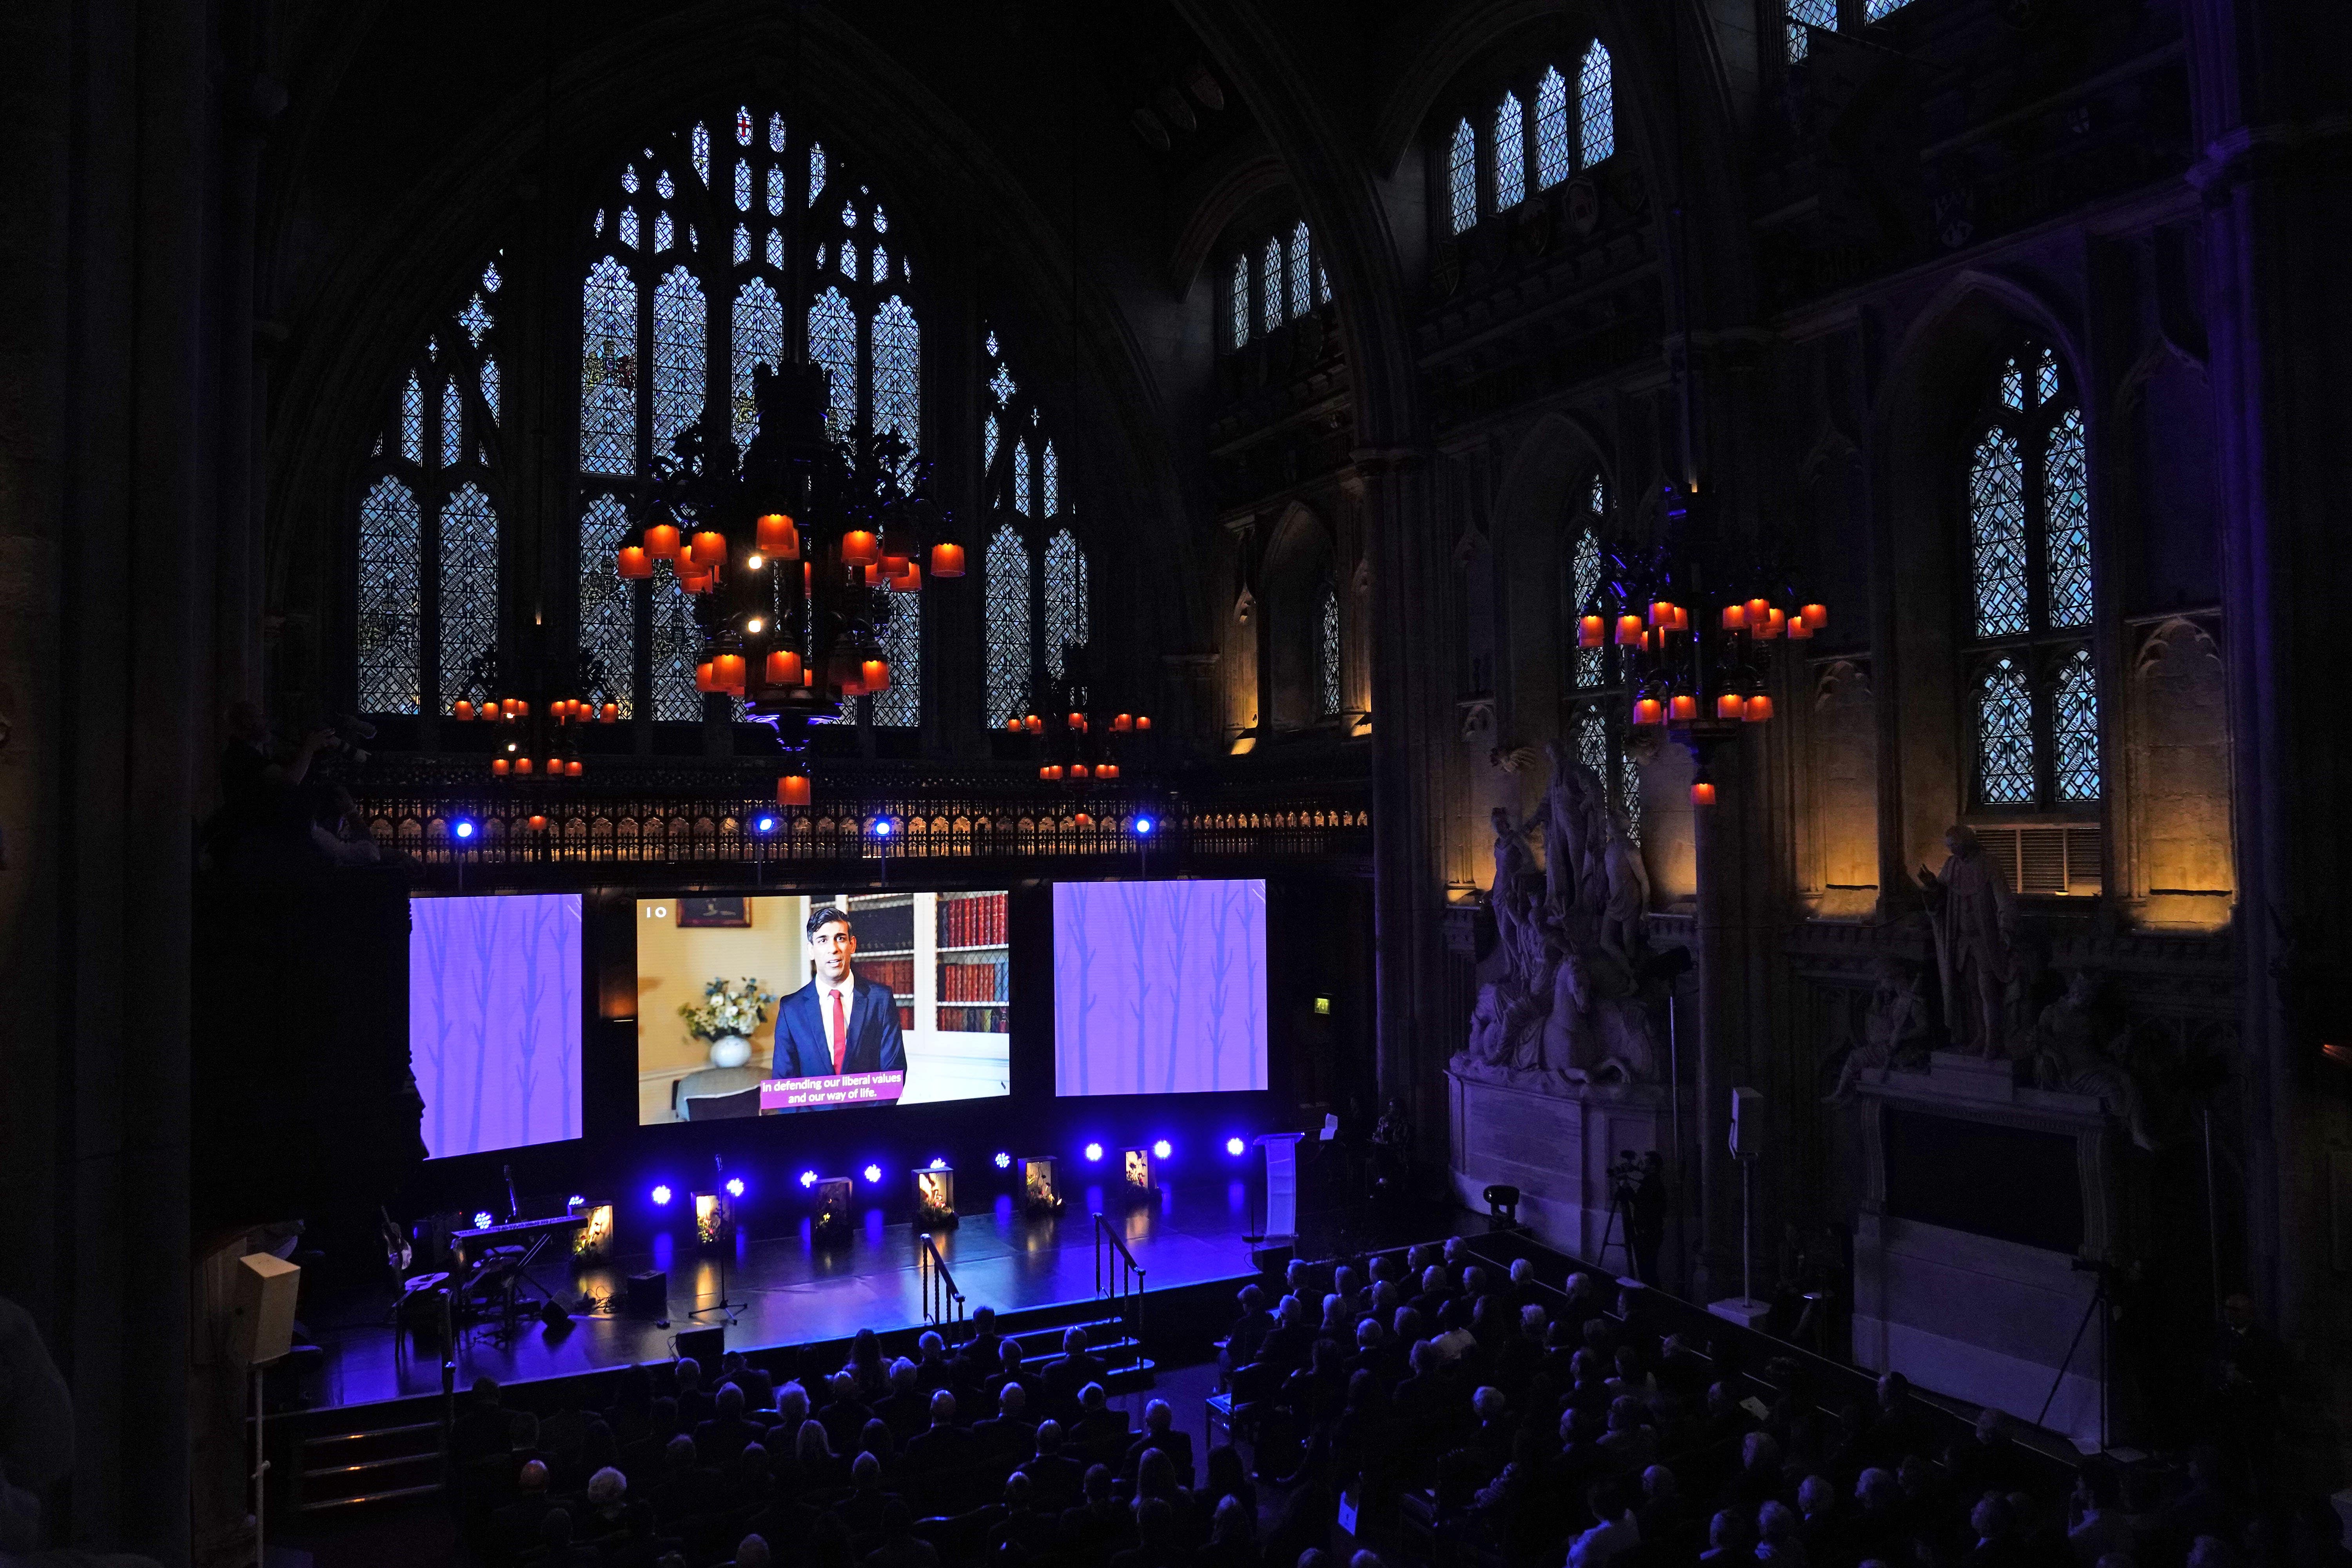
[830,988,848,1076]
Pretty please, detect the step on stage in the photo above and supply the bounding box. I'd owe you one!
[306,1180,1283,1414]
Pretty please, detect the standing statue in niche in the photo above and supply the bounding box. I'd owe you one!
[1915,824,2018,1058]
[1454,744,1664,1090]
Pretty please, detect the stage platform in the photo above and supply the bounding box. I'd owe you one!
[303,1178,1389,1416]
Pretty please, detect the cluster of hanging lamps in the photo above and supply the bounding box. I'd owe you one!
[451,691,612,779]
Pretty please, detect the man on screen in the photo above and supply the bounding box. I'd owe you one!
[775,906,907,1077]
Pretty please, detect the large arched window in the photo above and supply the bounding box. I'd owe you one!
[353,257,506,716]
[1221,218,1330,351]
[570,105,924,725]
[1965,343,2099,811]
[1560,474,1639,842]
[980,328,1089,727]
[1316,575,1343,717]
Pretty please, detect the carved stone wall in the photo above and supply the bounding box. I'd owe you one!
[2127,617,2234,929]
[1804,659,1880,919]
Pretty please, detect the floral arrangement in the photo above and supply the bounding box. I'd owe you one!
[679,977,775,1043]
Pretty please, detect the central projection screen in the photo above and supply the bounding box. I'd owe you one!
[1053,878,1269,1097]
[636,891,1011,1123]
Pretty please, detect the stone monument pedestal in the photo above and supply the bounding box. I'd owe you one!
[1446,1068,1671,1269]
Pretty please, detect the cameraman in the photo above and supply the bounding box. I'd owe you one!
[208,700,338,873]
[1626,1151,1666,1285]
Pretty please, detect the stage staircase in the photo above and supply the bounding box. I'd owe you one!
[287,1417,443,1513]
[920,1212,1157,1392]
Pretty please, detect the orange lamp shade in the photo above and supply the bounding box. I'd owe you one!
[1040,765,1063,782]
[713,653,748,692]
[528,814,547,831]
[880,550,910,576]
[1669,694,1698,722]
[1632,697,1665,726]
[679,568,710,595]
[545,758,562,775]
[1112,713,1133,732]
[1068,711,1086,730]
[930,542,965,578]
[862,658,890,692]
[565,760,583,777]
[756,513,796,553]
[1717,692,1747,720]
[491,758,509,776]
[1673,604,1690,630]
[601,702,619,722]
[1579,614,1606,648]
[1801,603,1829,629]
[513,700,530,718]
[1006,718,1024,733]
[1650,600,1676,627]
[1691,780,1718,806]
[840,530,879,564]
[1136,715,1151,731]
[695,661,717,693]
[863,562,883,587]
[890,562,922,592]
[1074,812,1093,828]
[1615,614,1646,647]
[452,700,474,722]
[1097,762,1119,780]
[1721,603,1747,631]
[1757,607,1785,639]
[1069,764,1090,780]
[515,757,535,775]
[1787,617,1814,640]
[1745,694,1775,722]
[1025,715,1044,734]
[778,775,811,806]
[687,530,726,567]
[644,524,681,559]
[766,649,802,685]
[617,546,652,580]
[1745,597,1772,624]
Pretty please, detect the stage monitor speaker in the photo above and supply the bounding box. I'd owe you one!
[626,1271,668,1318]
[232,1252,301,1367]
[1729,1087,1763,1158]
[675,1325,724,1366]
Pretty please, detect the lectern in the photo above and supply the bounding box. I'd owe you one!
[1248,1131,1308,1244]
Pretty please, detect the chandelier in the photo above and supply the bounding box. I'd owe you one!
[1575,484,1826,804]
[609,359,962,768]
[1000,647,1152,827]
[445,643,625,781]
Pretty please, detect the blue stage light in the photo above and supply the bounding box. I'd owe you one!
[1083,1142,1103,1163]
[473,1210,494,1229]
[566,1194,584,1207]
[1152,1139,1172,1160]
[454,819,476,841]
[1226,1136,1246,1157]
[755,815,777,833]
[929,1157,947,1170]
[863,1163,883,1184]
[724,1176,746,1199]
[1135,816,1155,836]
[799,1170,818,1189]
[873,819,893,838]
[993,1151,1012,1170]
[650,1184,673,1206]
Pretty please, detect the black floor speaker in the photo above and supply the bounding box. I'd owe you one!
[626,1271,668,1318]
[675,1325,724,1366]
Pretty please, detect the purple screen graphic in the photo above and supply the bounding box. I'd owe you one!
[1053,879,1267,1097]
[411,894,583,1159]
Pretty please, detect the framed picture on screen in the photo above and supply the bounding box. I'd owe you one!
[677,895,751,928]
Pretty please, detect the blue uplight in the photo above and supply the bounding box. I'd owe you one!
[799,1170,818,1189]
[755,815,777,833]
[1083,1142,1103,1163]
[863,1163,883,1184]
[873,820,893,838]
[929,1157,947,1170]
[473,1210,494,1229]
[566,1194,584,1207]
[993,1151,1013,1170]
[1152,1139,1172,1160]
[454,819,476,841]
[724,1176,745,1199]
[1226,1136,1246,1157]
[1134,816,1155,836]
[650,1184,673,1206]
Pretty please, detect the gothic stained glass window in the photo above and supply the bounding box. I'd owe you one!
[401,374,424,462]
[873,593,920,728]
[1317,577,1342,716]
[1044,527,1088,688]
[1975,658,2036,806]
[437,483,499,711]
[1786,0,1836,61]
[1289,222,1312,317]
[1575,704,1608,775]
[1535,67,1572,189]
[578,493,635,717]
[1865,0,1915,16]
[480,356,500,422]
[1261,236,1283,332]
[1318,261,1332,305]
[1013,443,1032,517]
[1447,118,1477,233]
[1968,430,2029,638]
[1578,42,1615,165]
[731,278,784,454]
[2045,406,2092,628]
[650,266,703,457]
[440,378,463,468]
[648,561,701,721]
[356,477,422,713]
[581,258,637,475]
[1493,92,1525,210]
[1042,442,1061,517]
[1619,751,1643,845]
[1571,526,1604,687]
[984,523,1031,728]
[1229,254,1250,348]
[2054,649,2100,802]
[691,123,710,185]
[808,286,857,443]
[872,295,921,480]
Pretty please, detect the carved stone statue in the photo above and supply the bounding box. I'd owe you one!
[1915,824,2018,1058]
[1528,742,1598,924]
[1599,811,1651,967]
[2028,969,2157,1151]
[1825,957,1932,1103]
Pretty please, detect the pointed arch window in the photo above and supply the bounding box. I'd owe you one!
[1785,0,1836,62]
[1493,92,1526,210]
[1578,43,1615,165]
[1441,44,1613,237]
[1447,118,1477,234]
[1221,220,1327,350]
[1964,342,2101,811]
[1566,475,1609,689]
[567,107,924,726]
[982,328,1090,727]
[1316,575,1343,717]
[1535,68,1573,189]
[1561,472,1637,840]
[353,256,505,716]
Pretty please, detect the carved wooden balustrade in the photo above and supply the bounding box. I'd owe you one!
[350,754,1370,885]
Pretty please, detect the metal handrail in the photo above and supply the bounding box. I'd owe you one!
[1093,1212,1147,1361]
[919,1235,966,1332]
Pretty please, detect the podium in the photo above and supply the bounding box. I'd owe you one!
[1249,1132,1308,1245]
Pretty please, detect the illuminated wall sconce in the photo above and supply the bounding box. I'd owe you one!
[1022,1156,1062,1215]
[914,1166,958,1230]
[811,1177,855,1247]
[569,1198,616,1263]
[691,1190,735,1247]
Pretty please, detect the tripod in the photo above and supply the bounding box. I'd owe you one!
[2036,1259,2111,1450]
[1595,1173,1639,1279]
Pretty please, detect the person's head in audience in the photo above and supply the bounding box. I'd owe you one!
[1137,1447,1180,1503]
[1642,1465,1676,1502]
[648,1395,679,1436]
[1143,1398,1172,1435]
[1356,1317,1386,1354]
[1518,1303,1545,1338]
[1286,1258,1309,1294]
[1975,1406,2009,1445]
[1897,1454,1934,1499]
[918,1330,946,1366]
[1237,1283,1265,1316]
[1207,1444,1249,1502]
[850,1451,882,1490]
[1062,1326,1088,1356]
[1409,1339,1437,1377]
[472,1375,502,1410]
[663,1436,695,1472]
[1586,1477,1626,1524]
[1394,1306,1424,1344]
[795,1420,833,1463]
[735,1442,768,1485]
[1080,1381,1106,1413]
[1214,1492,1252,1545]
[858,1418,892,1459]
[829,1369,856,1403]
[1082,1464,1114,1505]
[1322,1293,1349,1334]
[733,1534,770,1568]
[1000,1338,1025,1376]
[1857,1468,1899,1515]
[888,1356,917,1394]
[517,1457,548,1493]
[1710,1509,1754,1553]
[1510,1258,1534,1289]
[1875,1369,1911,1413]
[929,1389,956,1427]
[1606,1396,1642,1434]
[777,1381,808,1422]
[1970,1491,2014,1543]
[1349,1553,1384,1568]
[1443,1237,1465,1267]
[1760,1500,1800,1546]
[1421,1265,1447,1297]
[2091,1556,2134,1568]
[1134,1495,1175,1544]
[1472,1385,1506,1423]
[676,1357,702,1393]
[1034,1418,1063,1455]
[1741,1430,1780,1475]
[1297,1552,1329,1568]
[970,1304,995,1336]
[850,1327,881,1375]
[1334,1263,1360,1299]
[1004,1471,1034,1510]
[588,1466,627,1507]
[1798,1475,1833,1517]
[715,1382,744,1420]
[1278,1293,1307,1328]
[1370,1280,1399,1317]
[998,1383,1027,1419]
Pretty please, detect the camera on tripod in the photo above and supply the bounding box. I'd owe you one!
[309,714,377,775]
[1608,1149,1646,1204]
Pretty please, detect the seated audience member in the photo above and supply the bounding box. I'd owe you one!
[1224,1285,1276,1370]
[989,1471,1062,1560]
[1044,1327,1109,1414]
[1701,1507,1757,1564]
[818,1370,873,1455]
[845,1327,888,1400]
[1756,1499,1807,1564]
[1073,1381,1134,1461]
[453,1377,512,1464]
[1566,1477,1641,1568]
[1133,1446,1194,1519]
[984,1336,1030,1412]
[730,1534,771,1568]
[863,1499,941,1568]
[537,1508,600,1568]
[1637,1465,1698,1560]
[674,1357,714,1428]
[832,1450,897,1541]
[1017,1419,1085,1512]
[792,1417,846,1492]
[976,1382,1037,1469]
[1197,1444,1257,1534]
[1200,1492,1257,1568]
[904,1388,978,1506]
[914,1330,955,1391]
[1059,1463,1138,1563]
[695,1381,759,1465]
[2067,1459,2136,1565]
[875,1357,930,1443]
[1110,1496,1188,1568]
[492,1460,557,1559]
[765,1380,809,1455]
[1126,1397,1194,1485]
[1794,1474,1846,1561]
[577,1465,654,1544]
[1259,1295,1314,1372]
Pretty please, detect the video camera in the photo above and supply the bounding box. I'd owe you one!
[1608,1149,1647,1204]
[311,713,377,772]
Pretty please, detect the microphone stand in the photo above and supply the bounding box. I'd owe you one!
[691,1154,744,1325]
